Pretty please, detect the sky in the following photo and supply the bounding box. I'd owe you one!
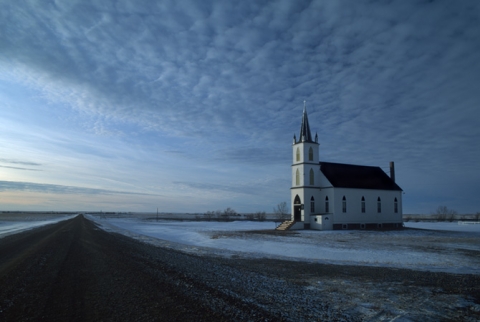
[0,0,479,214]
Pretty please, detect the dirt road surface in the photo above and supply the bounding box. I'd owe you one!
[1,215,479,321]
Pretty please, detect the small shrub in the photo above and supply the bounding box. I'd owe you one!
[254,211,266,221]
[447,212,456,222]
[433,206,457,222]
[204,211,215,221]
[273,202,289,220]
[222,207,237,221]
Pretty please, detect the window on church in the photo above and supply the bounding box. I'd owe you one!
[296,148,300,162]
[310,196,315,213]
[295,169,300,186]
[325,196,329,213]
[308,147,313,161]
[361,196,365,213]
[309,169,314,185]
[342,196,347,213]
[377,197,381,213]
[394,197,398,213]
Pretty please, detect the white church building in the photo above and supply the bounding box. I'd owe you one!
[289,105,403,230]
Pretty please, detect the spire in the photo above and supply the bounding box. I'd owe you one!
[299,100,313,142]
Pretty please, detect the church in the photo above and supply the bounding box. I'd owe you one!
[288,105,403,230]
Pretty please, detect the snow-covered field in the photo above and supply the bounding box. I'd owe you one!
[2,215,478,320]
[86,215,480,275]
[2,213,478,275]
[0,214,77,237]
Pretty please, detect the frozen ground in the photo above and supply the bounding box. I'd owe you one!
[86,216,480,275]
[2,214,478,274]
[0,214,77,238]
[2,215,479,320]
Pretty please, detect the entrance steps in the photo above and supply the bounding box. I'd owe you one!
[276,220,295,231]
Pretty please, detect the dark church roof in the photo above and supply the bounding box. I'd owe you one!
[299,106,313,142]
[320,162,402,191]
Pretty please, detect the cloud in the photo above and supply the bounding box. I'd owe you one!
[0,165,41,172]
[0,181,154,196]
[173,181,250,195]
[0,0,479,213]
[1,0,319,140]
[0,159,42,171]
[0,158,42,166]
[218,146,289,165]
[173,176,288,197]
[2,1,478,139]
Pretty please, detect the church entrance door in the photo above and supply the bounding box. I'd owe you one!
[293,195,302,221]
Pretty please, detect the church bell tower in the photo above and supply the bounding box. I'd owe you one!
[291,102,319,222]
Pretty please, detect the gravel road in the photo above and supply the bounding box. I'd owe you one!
[1,215,479,321]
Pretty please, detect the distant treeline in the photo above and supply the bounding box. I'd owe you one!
[404,208,480,222]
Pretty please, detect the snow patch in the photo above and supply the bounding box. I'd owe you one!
[87,216,480,275]
[0,214,77,237]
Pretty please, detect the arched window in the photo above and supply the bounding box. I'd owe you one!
[310,196,315,213]
[308,147,313,161]
[325,196,329,213]
[296,148,300,162]
[342,196,347,213]
[309,168,314,185]
[361,196,365,213]
[394,197,398,213]
[377,197,382,213]
[294,195,301,205]
[295,169,300,186]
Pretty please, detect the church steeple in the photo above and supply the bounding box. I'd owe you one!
[291,101,319,223]
[299,100,313,142]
